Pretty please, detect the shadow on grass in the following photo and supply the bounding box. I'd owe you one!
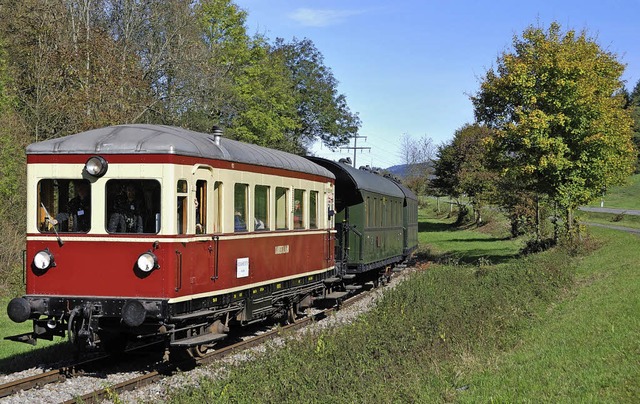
[418,219,519,266]
[419,220,456,233]
[0,342,77,374]
[446,237,512,243]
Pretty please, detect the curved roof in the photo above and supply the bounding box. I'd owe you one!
[27,124,334,179]
[307,157,404,208]
[391,180,418,202]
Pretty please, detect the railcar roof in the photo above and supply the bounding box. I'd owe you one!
[393,181,418,202]
[27,124,334,179]
[307,157,404,198]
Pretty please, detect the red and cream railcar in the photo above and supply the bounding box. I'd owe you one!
[6,124,336,354]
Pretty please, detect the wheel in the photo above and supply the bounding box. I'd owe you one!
[187,344,209,358]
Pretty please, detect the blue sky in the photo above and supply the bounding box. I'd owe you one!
[235,0,640,168]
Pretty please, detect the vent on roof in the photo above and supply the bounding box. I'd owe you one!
[212,125,223,146]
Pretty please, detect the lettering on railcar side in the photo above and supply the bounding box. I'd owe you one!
[275,245,290,254]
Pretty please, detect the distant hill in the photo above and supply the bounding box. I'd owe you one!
[385,161,435,179]
[386,164,409,177]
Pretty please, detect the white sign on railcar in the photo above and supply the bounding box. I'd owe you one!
[237,257,249,278]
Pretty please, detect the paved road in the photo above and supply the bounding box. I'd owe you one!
[582,222,640,235]
[579,207,640,216]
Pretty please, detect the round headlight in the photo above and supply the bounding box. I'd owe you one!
[34,250,54,270]
[85,156,108,177]
[137,252,158,272]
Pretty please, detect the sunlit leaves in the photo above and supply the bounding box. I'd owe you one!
[472,22,635,214]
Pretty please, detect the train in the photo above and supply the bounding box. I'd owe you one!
[5,124,418,358]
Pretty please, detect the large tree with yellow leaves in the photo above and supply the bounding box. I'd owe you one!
[472,22,636,235]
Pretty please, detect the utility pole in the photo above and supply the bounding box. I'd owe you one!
[340,135,370,167]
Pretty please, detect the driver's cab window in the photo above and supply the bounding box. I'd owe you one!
[37,179,91,233]
[106,180,161,234]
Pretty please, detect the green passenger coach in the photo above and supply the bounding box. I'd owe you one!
[307,157,417,283]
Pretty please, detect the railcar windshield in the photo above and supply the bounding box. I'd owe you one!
[37,179,92,233]
[106,180,161,234]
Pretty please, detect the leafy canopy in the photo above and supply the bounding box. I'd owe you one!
[472,22,635,210]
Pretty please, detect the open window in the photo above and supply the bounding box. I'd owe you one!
[275,187,288,230]
[294,189,305,229]
[196,180,207,234]
[37,179,91,233]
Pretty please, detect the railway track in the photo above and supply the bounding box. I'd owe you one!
[0,282,386,403]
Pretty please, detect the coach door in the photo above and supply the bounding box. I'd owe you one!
[187,166,218,294]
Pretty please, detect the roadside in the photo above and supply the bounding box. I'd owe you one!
[582,221,640,234]
[579,206,640,215]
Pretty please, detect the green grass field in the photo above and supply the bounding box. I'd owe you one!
[459,226,640,402]
[586,174,640,210]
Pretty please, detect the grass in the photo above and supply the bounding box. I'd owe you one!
[0,297,63,372]
[417,208,522,265]
[2,207,638,402]
[459,226,640,402]
[586,174,640,210]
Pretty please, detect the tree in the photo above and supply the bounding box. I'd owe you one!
[230,37,300,149]
[430,124,496,224]
[0,0,152,139]
[628,79,640,172]
[273,37,361,153]
[399,133,434,196]
[472,22,636,236]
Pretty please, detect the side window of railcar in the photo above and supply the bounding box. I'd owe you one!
[254,185,269,231]
[213,181,222,233]
[294,189,304,229]
[275,187,288,230]
[106,179,161,234]
[310,191,318,229]
[176,180,188,234]
[234,183,248,232]
[37,179,91,233]
[196,180,207,234]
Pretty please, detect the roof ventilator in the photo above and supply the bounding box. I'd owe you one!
[212,125,223,146]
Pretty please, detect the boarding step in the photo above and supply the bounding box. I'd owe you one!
[324,291,349,300]
[323,276,341,285]
[345,284,362,291]
[341,274,356,280]
[170,309,216,321]
[170,333,227,348]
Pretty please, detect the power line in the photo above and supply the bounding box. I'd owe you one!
[340,135,371,167]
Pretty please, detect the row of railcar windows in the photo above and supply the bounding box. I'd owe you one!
[232,184,319,232]
[365,196,403,228]
[37,178,321,235]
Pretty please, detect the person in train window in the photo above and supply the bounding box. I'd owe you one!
[254,217,265,230]
[234,211,247,232]
[108,183,144,233]
[54,180,91,232]
[293,199,302,229]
